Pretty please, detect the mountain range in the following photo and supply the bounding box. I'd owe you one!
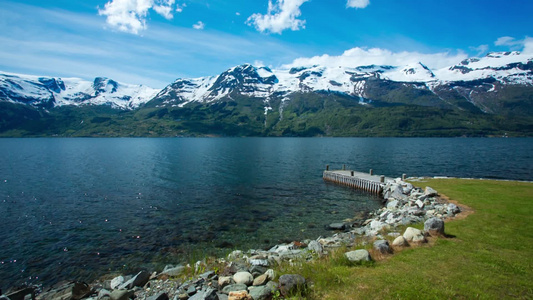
[1,51,532,137]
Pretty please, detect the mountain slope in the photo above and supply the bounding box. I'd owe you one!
[0,51,532,137]
[0,72,160,110]
[149,51,533,116]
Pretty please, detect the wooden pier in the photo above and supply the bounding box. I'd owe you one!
[323,166,394,195]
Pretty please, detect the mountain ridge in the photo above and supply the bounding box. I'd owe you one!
[0,51,532,137]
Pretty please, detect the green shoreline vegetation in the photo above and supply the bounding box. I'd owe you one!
[275,179,533,299]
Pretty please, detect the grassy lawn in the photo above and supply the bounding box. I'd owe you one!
[278,179,533,299]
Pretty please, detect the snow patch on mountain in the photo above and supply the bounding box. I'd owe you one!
[0,71,160,109]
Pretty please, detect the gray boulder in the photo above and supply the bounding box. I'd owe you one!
[344,249,372,262]
[278,274,306,297]
[110,276,124,290]
[373,240,392,254]
[147,293,169,300]
[386,200,399,209]
[447,203,461,215]
[221,284,248,294]
[424,186,438,197]
[189,288,217,300]
[161,265,185,277]
[327,223,347,230]
[424,217,445,236]
[110,289,134,300]
[249,281,278,300]
[307,240,324,256]
[118,271,151,289]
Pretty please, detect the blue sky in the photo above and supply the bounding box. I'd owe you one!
[0,0,531,88]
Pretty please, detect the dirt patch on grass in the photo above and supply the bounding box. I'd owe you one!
[439,193,475,222]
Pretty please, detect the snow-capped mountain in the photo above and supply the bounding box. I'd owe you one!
[151,51,533,114]
[0,72,160,110]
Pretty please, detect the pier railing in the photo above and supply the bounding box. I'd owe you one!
[323,167,394,195]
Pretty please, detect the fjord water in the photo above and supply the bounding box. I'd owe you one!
[0,138,532,289]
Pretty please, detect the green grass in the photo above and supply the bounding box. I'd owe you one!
[277,179,533,299]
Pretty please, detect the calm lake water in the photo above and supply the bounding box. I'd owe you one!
[0,137,531,289]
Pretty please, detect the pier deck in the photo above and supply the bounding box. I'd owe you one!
[323,169,394,195]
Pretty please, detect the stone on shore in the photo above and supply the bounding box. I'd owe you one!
[424,217,445,236]
[233,272,253,286]
[327,223,347,230]
[424,186,438,197]
[447,203,461,215]
[218,276,233,289]
[146,292,169,300]
[392,236,408,247]
[373,240,392,254]
[252,274,269,286]
[160,265,185,277]
[110,289,134,300]
[248,284,273,300]
[189,288,217,300]
[386,200,399,209]
[307,240,324,256]
[344,249,372,262]
[222,284,248,294]
[403,227,426,243]
[36,281,92,300]
[228,290,252,300]
[119,270,151,289]
[278,274,306,297]
[110,276,124,290]
[264,269,275,281]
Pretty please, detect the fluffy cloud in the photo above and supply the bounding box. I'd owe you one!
[494,36,533,54]
[346,0,370,9]
[470,44,489,56]
[98,0,178,34]
[522,37,533,54]
[495,36,520,47]
[193,21,205,30]
[282,47,468,70]
[247,0,310,34]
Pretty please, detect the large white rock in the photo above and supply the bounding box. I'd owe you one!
[392,236,408,247]
[110,276,124,290]
[233,271,253,286]
[403,227,426,243]
[344,249,372,262]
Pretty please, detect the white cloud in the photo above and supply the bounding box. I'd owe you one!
[346,0,370,9]
[282,47,468,70]
[522,37,533,54]
[470,44,488,57]
[247,0,310,34]
[193,21,205,30]
[495,36,533,54]
[494,36,518,46]
[98,0,177,34]
[236,12,241,16]
[175,3,186,13]
[153,0,175,20]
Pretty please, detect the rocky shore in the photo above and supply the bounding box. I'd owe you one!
[1,178,460,300]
